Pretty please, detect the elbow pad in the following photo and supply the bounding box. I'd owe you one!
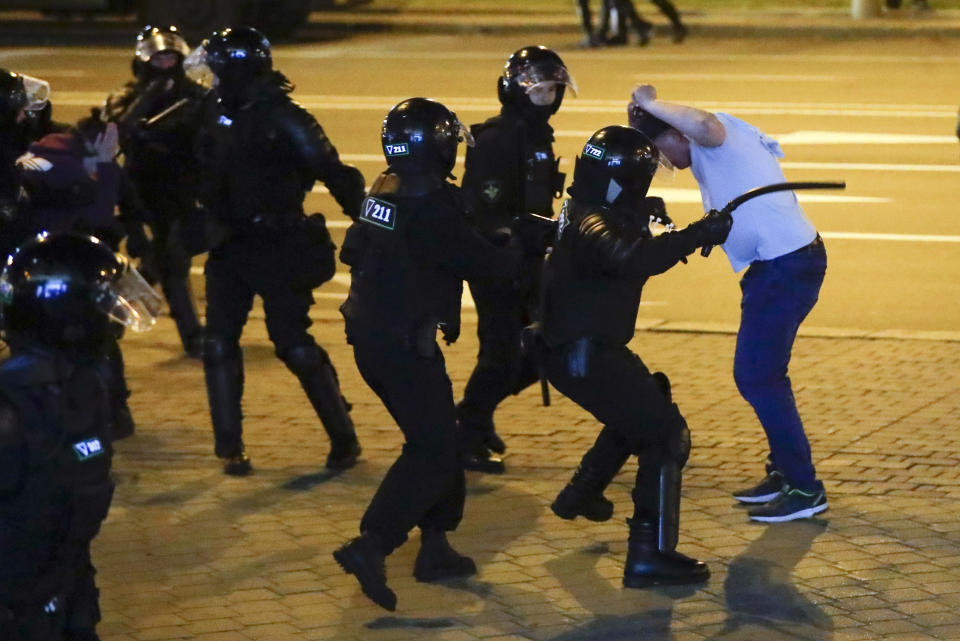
[577,214,634,274]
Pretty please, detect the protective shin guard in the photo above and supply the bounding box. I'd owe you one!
[658,459,681,552]
[203,336,245,459]
[623,518,708,588]
[281,345,360,469]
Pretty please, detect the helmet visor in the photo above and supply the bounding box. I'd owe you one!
[183,45,214,87]
[96,261,162,332]
[515,65,577,97]
[452,115,475,148]
[19,74,50,113]
[136,31,191,62]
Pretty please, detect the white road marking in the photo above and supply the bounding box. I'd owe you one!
[49,91,959,120]
[635,72,842,82]
[554,130,960,144]
[781,161,960,172]
[821,231,960,243]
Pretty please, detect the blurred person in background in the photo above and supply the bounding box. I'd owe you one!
[597,0,686,45]
[105,25,207,359]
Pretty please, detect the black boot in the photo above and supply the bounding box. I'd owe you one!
[552,427,630,522]
[282,345,361,470]
[552,458,626,522]
[333,533,397,611]
[413,529,477,583]
[204,335,251,475]
[623,518,709,588]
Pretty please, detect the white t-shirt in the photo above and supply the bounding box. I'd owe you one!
[689,113,818,273]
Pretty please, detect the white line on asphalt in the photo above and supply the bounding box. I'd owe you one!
[49,92,959,119]
[553,130,960,144]
[649,188,889,204]
[821,231,960,242]
[636,72,842,82]
[781,161,960,172]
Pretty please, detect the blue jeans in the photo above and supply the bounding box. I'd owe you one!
[733,238,827,492]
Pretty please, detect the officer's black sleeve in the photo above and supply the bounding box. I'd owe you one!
[0,395,23,497]
[410,200,521,282]
[461,124,521,231]
[574,213,701,281]
[278,102,365,220]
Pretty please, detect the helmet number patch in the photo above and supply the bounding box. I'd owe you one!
[73,438,105,461]
[360,196,397,230]
[583,143,605,160]
[384,143,409,157]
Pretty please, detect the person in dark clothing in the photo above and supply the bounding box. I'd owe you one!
[0,70,52,224]
[598,0,687,45]
[188,27,365,476]
[14,111,140,442]
[541,125,730,587]
[0,232,160,641]
[334,97,523,611]
[457,46,575,474]
[575,0,603,47]
[104,25,206,358]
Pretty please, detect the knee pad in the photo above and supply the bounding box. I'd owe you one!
[278,343,329,378]
[203,334,240,364]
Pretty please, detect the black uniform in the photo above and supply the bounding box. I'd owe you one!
[0,348,114,641]
[340,170,520,555]
[457,105,562,455]
[197,72,364,470]
[104,70,207,356]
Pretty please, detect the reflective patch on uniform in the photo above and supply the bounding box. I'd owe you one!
[360,196,397,230]
[384,143,409,157]
[583,143,605,160]
[217,114,233,127]
[481,179,502,204]
[557,199,570,239]
[15,152,53,172]
[534,151,550,161]
[73,437,105,461]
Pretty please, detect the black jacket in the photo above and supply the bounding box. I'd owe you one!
[198,76,364,234]
[0,347,114,605]
[542,198,703,348]
[461,106,563,238]
[340,171,522,344]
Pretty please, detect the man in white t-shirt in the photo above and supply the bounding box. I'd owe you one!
[628,84,828,523]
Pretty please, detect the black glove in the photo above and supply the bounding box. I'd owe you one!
[440,319,460,345]
[512,213,557,255]
[687,208,732,256]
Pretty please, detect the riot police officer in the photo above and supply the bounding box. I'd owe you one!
[104,25,206,358]
[0,232,160,641]
[541,126,730,587]
[457,46,575,473]
[0,69,52,222]
[188,27,365,476]
[334,98,522,611]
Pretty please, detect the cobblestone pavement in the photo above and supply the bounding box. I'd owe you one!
[97,305,960,641]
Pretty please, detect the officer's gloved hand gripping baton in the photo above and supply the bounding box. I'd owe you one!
[700,181,846,257]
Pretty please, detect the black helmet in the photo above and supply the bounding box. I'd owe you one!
[381,97,474,178]
[0,69,49,128]
[197,26,272,96]
[568,126,660,212]
[498,46,576,120]
[135,24,191,63]
[0,233,161,350]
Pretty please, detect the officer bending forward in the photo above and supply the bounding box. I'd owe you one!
[335,98,522,611]
[541,126,729,587]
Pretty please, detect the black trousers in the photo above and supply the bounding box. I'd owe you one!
[204,236,318,354]
[544,338,680,515]
[138,185,201,348]
[458,277,540,434]
[351,334,464,553]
